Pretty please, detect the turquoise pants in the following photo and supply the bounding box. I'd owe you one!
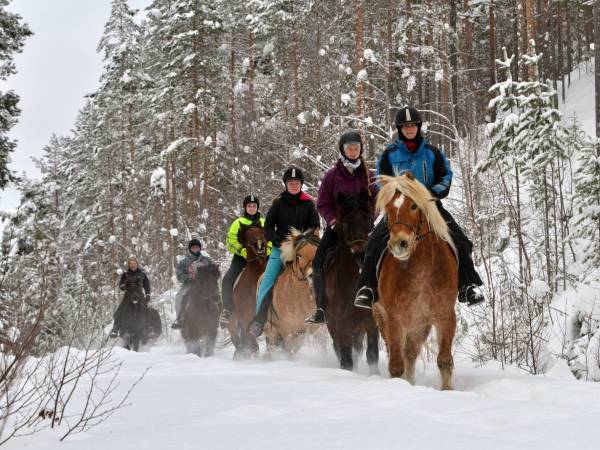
[256,247,283,313]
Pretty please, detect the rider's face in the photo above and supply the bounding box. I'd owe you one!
[401,123,418,140]
[128,260,138,270]
[343,143,361,160]
[286,180,302,195]
[245,203,258,215]
[190,245,201,254]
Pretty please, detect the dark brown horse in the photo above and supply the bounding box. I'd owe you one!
[119,290,161,352]
[324,190,379,373]
[228,224,268,359]
[373,173,458,390]
[181,263,221,357]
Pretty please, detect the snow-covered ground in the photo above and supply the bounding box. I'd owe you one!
[559,58,596,137]
[5,336,600,450]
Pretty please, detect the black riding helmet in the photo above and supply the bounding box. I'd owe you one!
[338,129,363,157]
[243,193,259,209]
[282,166,304,184]
[188,238,202,253]
[395,106,423,142]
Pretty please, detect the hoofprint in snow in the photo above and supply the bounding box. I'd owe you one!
[5,337,600,450]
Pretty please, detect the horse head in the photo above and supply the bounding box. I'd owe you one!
[281,228,320,281]
[335,190,373,255]
[377,172,454,262]
[239,223,268,263]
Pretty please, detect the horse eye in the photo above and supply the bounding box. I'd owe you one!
[411,203,418,210]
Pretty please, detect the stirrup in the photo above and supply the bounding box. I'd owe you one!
[171,318,183,330]
[458,284,485,307]
[219,309,232,325]
[305,308,325,324]
[248,320,264,338]
[354,286,375,310]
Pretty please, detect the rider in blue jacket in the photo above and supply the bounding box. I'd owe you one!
[354,106,485,309]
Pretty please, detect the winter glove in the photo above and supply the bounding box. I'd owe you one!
[187,263,197,280]
[240,248,248,259]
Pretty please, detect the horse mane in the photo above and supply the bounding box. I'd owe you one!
[280,228,303,264]
[376,174,456,253]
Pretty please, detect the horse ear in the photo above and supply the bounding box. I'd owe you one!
[238,223,249,244]
[336,192,346,204]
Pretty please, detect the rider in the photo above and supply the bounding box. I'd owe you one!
[219,194,271,325]
[109,255,151,338]
[248,166,320,337]
[305,129,377,324]
[171,238,215,329]
[354,106,485,309]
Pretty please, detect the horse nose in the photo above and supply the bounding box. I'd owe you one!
[399,240,408,249]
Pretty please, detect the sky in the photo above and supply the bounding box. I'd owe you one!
[0,0,150,212]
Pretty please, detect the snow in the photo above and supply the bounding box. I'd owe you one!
[6,343,600,450]
[363,48,376,63]
[558,58,596,137]
[340,93,351,106]
[356,69,368,81]
[169,228,178,237]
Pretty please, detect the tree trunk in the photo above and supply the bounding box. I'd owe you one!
[355,0,365,124]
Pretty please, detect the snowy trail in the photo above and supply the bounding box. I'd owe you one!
[6,340,600,450]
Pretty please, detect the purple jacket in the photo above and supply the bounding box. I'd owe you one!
[316,160,377,226]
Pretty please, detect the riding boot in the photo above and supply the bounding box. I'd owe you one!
[305,272,326,324]
[249,290,272,337]
[109,322,119,338]
[354,254,379,309]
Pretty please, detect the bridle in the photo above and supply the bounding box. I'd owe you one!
[389,207,429,241]
[292,234,320,281]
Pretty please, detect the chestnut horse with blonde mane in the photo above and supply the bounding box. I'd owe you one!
[373,173,458,390]
[264,228,320,355]
[228,224,268,359]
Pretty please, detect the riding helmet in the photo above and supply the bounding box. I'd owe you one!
[395,106,423,141]
[188,238,202,252]
[338,129,363,155]
[282,166,304,184]
[243,193,259,209]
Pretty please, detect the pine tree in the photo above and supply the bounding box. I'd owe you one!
[0,1,31,188]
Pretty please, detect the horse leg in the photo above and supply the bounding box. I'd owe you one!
[352,332,364,365]
[205,329,217,357]
[373,303,403,378]
[366,327,380,376]
[435,312,456,391]
[402,325,431,385]
[339,344,353,371]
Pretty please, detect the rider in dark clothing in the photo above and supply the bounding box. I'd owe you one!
[354,106,485,309]
[305,130,377,324]
[248,166,320,337]
[109,255,151,338]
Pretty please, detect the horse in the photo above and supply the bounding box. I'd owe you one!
[228,223,268,359]
[324,190,379,374]
[119,290,161,352]
[264,228,320,356]
[181,263,221,357]
[373,173,458,390]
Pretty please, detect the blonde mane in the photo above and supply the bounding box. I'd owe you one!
[279,228,303,263]
[376,174,456,254]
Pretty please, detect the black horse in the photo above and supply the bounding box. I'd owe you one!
[119,290,162,352]
[324,190,380,373]
[181,263,221,357]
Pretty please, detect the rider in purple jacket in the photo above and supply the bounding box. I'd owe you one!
[305,129,376,324]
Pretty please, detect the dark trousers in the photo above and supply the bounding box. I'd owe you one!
[221,254,247,312]
[359,202,482,291]
[312,226,338,275]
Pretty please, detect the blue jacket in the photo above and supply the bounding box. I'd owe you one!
[377,138,453,199]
